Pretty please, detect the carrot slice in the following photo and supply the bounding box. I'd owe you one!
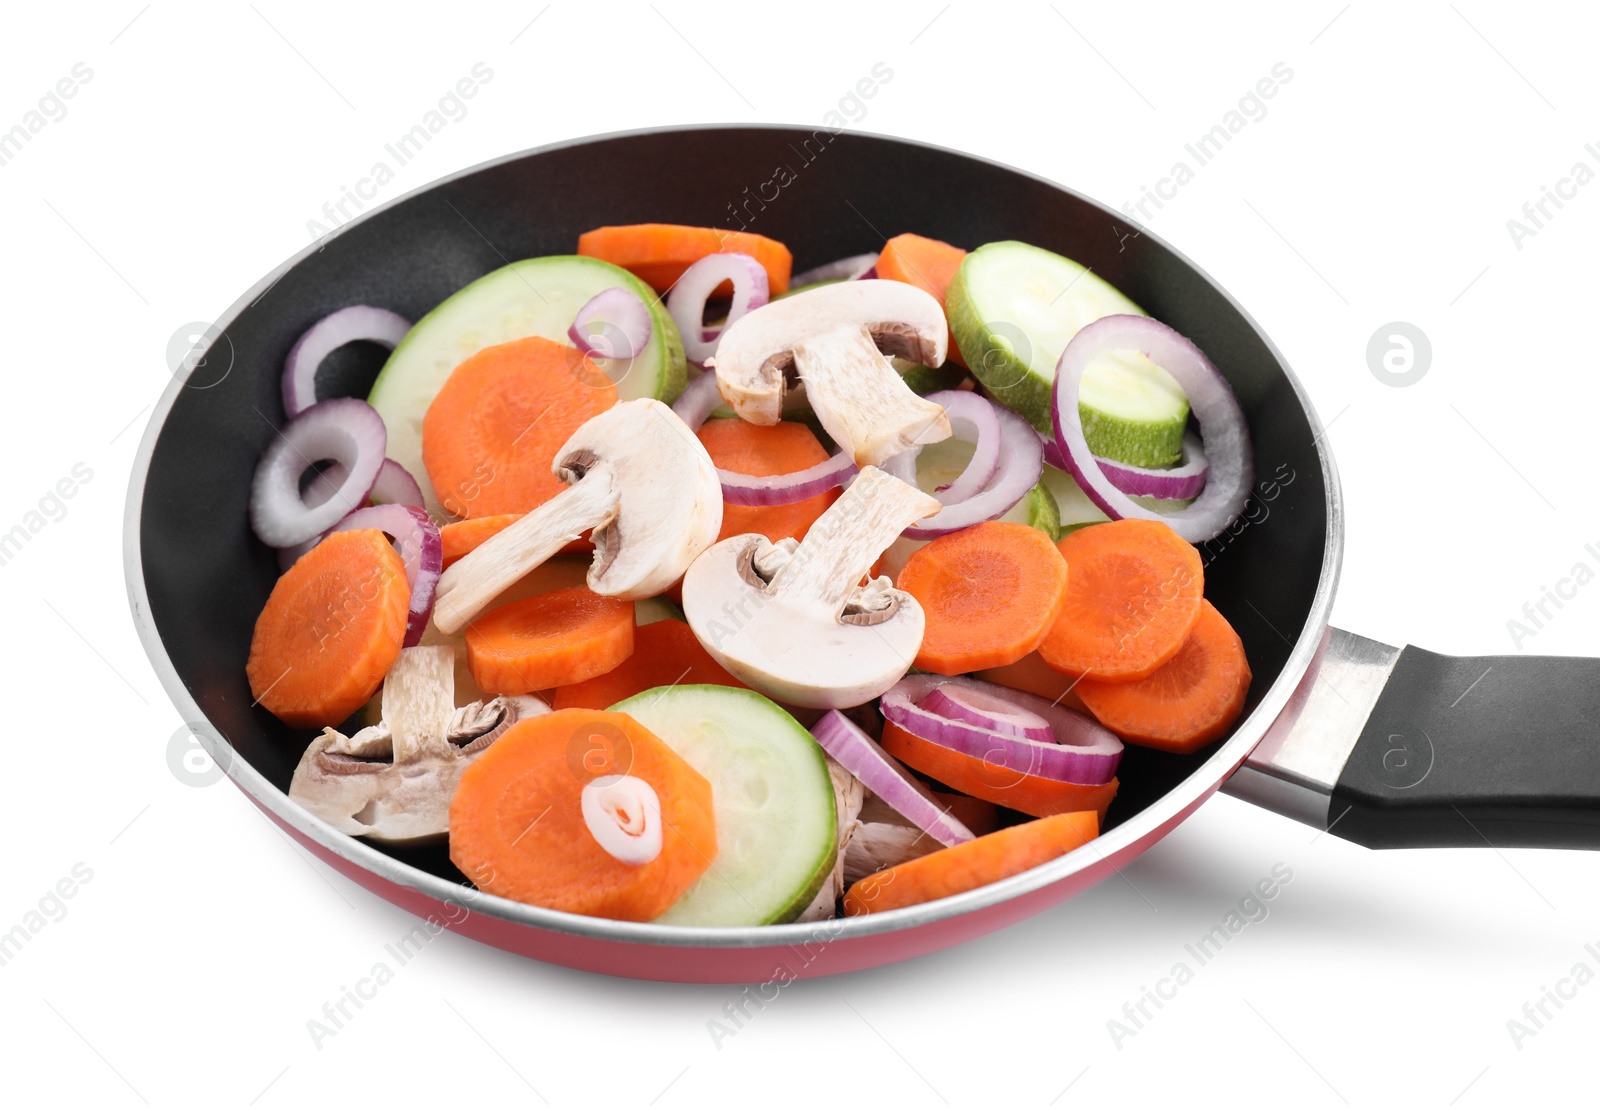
[449,709,717,921]
[895,521,1069,674]
[874,233,968,369]
[1077,600,1252,753]
[421,336,617,519]
[932,791,1000,836]
[697,417,841,545]
[246,529,409,728]
[552,619,745,710]
[440,513,523,568]
[880,721,1119,821]
[974,652,1090,714]
[843,811,1098,915]
[465,586,634,695]
[1037,518,1204,682]
[577,224,793,294]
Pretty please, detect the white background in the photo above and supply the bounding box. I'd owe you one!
[2,2,1597,1107]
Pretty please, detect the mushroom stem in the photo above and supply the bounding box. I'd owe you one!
[791,328,952,466]
[382,645,456,763]
[430,472,620,635]
[765,467,942,618]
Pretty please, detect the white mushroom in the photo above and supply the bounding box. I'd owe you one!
[708,280,953,466]
[682,466,941,708]
[842,794,948,887]
[430,398,722,635]
[288,645,548,844]
[796,757,868,922]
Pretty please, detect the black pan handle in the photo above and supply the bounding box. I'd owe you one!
[1223,629,1600,849]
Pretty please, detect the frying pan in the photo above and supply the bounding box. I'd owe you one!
[125,126,1600,983]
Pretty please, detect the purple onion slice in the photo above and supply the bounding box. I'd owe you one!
[893,400,1043,540]
[567,287,653,369]
[671,372,859,506]
[811,711,975,847]
[881,675,1122,785]
[789,252,878,287]
[667,253,770,364]
[920,684,1054,744]
[250,398,386,547]
[1050,315,1251,542]
[281,306,411,418]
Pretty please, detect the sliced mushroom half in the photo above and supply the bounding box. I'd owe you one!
[682,466,941,708]
[708,280,953,467]
[430,398,722,634]
[289,645,548,844]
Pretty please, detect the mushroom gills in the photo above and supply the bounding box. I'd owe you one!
[682,466,942,709]
[289,645,548,844]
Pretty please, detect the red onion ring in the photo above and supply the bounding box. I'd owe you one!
[250,398,386,547]
[1042,431,1210,502]
[281,306,411,418]
[892,400,1043,540]
[568,287,653,363]
[882,390,1000,508]
[882,675,1122,785]
[789,252,878,287]
[920,684,1054,743]
[671,372,859,506]
[303,457,425,511]
[322,504,443,647]
[667,253,769,364]
[811,711,975,847]
[1050,315,1251,542]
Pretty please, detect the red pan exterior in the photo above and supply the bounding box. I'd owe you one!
[259,779,1225,982]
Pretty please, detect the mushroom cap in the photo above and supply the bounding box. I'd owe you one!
[709,280,949,425]
[682,532,928,709]
[566,398,724,599]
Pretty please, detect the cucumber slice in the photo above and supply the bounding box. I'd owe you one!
[1041,463,1193,536]
[369,256,687,518]
[999,479,1061,541]
[634,596,684,626]
[946,241,1189,467]
[610,685,836,926]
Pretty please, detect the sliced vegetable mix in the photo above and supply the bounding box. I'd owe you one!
[244,220,1260,927]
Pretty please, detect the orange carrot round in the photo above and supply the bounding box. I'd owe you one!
[577,224,793,294]
[879,721,1118,821]
[874,232,968,368]
[551,619,744,710]
[697,417,841,545]
[843,811,1098,915]
[421,336,617,519]
[465,586,634,695]
[246,529,410,728]
[1038,518,1203,682]
[895,520,1069,675]
[1078,600,1252,752]
[449,709,716,921]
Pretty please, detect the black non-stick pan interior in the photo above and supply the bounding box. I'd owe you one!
[138,127,1328,881]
